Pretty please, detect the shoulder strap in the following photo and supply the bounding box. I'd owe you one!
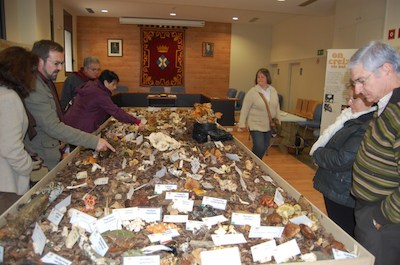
[258,92,273,123]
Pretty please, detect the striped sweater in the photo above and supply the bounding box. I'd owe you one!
[352,87,400,224]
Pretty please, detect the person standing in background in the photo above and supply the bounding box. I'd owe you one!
[311,86,375,237]
[349,40,400,265]
[64,69,144,133]
[0,46,38,195]
[237,68,280,158]
[60,56,100,111]
[24,40,115,171]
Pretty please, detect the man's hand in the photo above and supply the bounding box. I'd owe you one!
[96,138,116,152]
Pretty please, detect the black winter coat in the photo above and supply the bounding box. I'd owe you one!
[312,111,374,208]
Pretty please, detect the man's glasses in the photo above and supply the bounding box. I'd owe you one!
[350,65,382,87]
[350,72,373,87]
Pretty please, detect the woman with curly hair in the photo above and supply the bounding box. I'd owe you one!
[0,46,39,195]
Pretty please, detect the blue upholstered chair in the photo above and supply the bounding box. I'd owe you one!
[227,88,237,98]
[235,91,245,111]
[171,86,186,93]
[149,86,165,93]
[297,103,322,138]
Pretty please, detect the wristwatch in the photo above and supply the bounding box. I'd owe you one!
[372,219,382,230]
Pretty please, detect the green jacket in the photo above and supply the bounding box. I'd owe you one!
[24,75,99,170]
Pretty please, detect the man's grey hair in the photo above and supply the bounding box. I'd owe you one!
[83,56,100,68]
[348,41,400,74]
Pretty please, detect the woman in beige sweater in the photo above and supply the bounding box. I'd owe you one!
[238,68,281,158]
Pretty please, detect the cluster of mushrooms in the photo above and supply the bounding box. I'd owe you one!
[0,105,353,264]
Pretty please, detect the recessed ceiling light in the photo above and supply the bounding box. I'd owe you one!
[232,17,239,21]
[277,0,285,2]
[170,12,176,16]
[101,9,108,13]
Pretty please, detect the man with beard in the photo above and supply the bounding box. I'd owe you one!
[24,40,115,172]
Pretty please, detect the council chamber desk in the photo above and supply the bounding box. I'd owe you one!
[112,92,236,126]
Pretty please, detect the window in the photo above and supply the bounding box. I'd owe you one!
[63,10,73,73]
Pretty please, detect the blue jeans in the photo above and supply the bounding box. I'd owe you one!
[250,130,272,159]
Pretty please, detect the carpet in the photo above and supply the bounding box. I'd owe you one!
[140,27,185,86]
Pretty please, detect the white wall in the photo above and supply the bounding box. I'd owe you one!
[229,24,272,93]
[384,0,400,49]
[4,0,50,44]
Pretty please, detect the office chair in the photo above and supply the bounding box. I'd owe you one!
[149,86,165,93]
[297,103,322,139]
[170,86,185,93]
[227,88,237,98]
[235,91,245,111]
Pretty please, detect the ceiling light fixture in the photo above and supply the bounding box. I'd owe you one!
[101,9,108,13]
[232,17,239,21]
[119,17,205,27]
[170,12,176,16]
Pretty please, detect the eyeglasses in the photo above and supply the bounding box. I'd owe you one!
[350,65,382,87]
[47,60,65,67]
[350,72,373,87]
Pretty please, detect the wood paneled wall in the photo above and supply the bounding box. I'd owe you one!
[77,17,231,98]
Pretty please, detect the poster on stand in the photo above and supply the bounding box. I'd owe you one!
[320,49,357,132]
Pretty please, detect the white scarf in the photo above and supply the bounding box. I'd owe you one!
[309,106,376,156]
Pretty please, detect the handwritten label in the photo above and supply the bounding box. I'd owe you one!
[55,195,71,210]
[47,208,64,226]
[89,231,109,257]
[249,226,284,239]
[202,215,228,227]
[172,199,194,212]
[165,192,189,200]
[112,207,139,221]
[138,207,162,222]
[186,220,206,231]
[154,184,177,194]
[332,248,358,260]
[211,233,247,246]
[231,212,260,227]
[163,214,188,223]
[95,213,121,233]
[69,209,97,233]
[94,177,109,185]
[201,196,227,210]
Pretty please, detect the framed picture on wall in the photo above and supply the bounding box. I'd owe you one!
[202,42,214,57]
[108,39,123,57]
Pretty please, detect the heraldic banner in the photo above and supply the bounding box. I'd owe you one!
[140,28,185,86]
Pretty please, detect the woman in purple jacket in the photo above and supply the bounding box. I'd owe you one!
[64,70,143,133]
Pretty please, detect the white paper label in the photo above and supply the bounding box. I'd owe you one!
[165,192,189,200]
[154,184,177,194]
[32,223,46,255]
[202,215,228,227]
[94,177,109,185]
[163,215,188,223]
[95,213,121,233]
[332,248,358,260]
[169,152,180,162]
[201,246,242,265]
[191,158,201,174]
[251,240,276,263]
[201,196,227,210]
[55,195,71,210]
[136,135,144,145]
[76,171,87,179]
[249,226,284,239]
[186,220,206,231]
[289,215,313,226]
[69,209,97,233]
[172,199,194,212]
[274,189,285,206]
[273,239,301,264]
[138,207,162,222]
[211,233,247,246]
[231,212,260,227]
[89,231,109,257]
[47,208,64,226]
[123,255,160,265]
[113,207,139,221]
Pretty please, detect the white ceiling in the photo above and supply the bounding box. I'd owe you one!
[58,0,337,26]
